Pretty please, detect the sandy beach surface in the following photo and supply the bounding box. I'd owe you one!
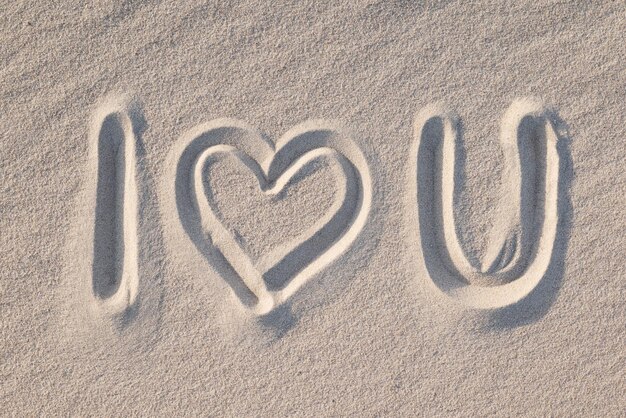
[2,1,625,416]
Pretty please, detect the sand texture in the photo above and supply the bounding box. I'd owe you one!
[1,1,625,416]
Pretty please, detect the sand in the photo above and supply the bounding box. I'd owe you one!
[1,1,625,416]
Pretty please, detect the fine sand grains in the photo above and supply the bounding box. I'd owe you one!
[1,1,624,416]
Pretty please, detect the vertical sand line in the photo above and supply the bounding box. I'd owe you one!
[91,107,138,313]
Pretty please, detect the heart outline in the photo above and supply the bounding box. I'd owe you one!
[170,119,372,314]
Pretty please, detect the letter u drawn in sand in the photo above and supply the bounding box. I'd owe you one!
[90,102,139,314]
[172,119,371,314]
[411,99,563,309]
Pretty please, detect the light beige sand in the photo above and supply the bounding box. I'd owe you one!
[1,1,625,416]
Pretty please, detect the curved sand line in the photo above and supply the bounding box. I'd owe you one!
[89,101,139,314]
[410,98,561,308]
[170,119,372,315]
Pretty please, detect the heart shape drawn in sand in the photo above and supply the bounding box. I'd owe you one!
[170,119,371,314]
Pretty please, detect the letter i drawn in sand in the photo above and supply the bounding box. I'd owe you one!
[90,99,139,315]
